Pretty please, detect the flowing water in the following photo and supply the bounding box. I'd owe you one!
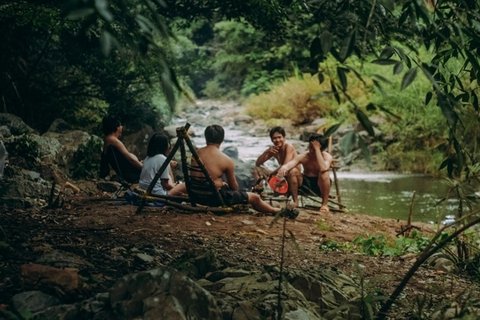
[171,108,455,224]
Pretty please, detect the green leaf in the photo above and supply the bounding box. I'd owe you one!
[380,46,395,59]
[400,67,417,90]
[330,81,340,104]
[320,30,333,54]
[356,109,375,137]
[339,28,356,62]
[372,79,385,95]
[324,123,342,138]
[339,131,357,156]
[371,59,398,65]
[337,67,348,90]
[394,46,411,68]
[425,91,433,105]
[95,0,113,21]
[393,62,403,75]
[379,0,395,11]
[472,92,479,112]
[100,30,112,56]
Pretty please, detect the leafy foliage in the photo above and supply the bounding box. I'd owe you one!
[71,136,103,179]
[4,134,40,166]
[353,231,431,257]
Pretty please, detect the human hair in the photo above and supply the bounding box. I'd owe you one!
[146,133,170,157]
[204,125,224,144]
[102,115,121,135]
[308,133,328,150]
[269,126,286,139]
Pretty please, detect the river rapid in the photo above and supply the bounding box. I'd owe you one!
[170,100,455,224]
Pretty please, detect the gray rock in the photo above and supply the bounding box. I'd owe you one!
[11,291,60,315]
[0,113,37,135]
[47,118,73,133]
[109,267,222,320]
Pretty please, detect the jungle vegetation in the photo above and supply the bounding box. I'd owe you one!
[2,1,480,317]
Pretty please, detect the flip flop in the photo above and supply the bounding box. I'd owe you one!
[320,205,330,213]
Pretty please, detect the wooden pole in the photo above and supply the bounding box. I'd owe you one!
[328,136,342,209]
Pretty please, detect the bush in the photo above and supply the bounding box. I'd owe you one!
[71,136,103,179]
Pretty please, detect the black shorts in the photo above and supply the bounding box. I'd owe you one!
[300,176,322,196]
[219,188,249,206]
[192,187,249,207]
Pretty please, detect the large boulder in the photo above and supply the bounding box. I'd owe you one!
[42,130,96,173]
[109,267,223,319]
[122,125,154,160]
[0,113,37,135]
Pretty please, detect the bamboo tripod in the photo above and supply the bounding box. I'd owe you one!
[136,123,226,214]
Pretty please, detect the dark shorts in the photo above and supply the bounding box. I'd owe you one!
[192,187,249,207]
[219,188,249,206]
[300,176,322,196]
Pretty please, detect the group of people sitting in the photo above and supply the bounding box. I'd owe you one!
[99,115,332,214]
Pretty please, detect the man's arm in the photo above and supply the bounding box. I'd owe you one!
[277,153,305,177]
[311,141,332,173]
[224,158,239,191]
[111,138,143,169]
[255,146,279,167]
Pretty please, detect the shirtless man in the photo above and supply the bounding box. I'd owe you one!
[277,134,333,212]
[255,126,301,203]
[100,115,142,182]
[195,125,281,215]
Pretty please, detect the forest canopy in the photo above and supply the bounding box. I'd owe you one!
[1,0,479,178]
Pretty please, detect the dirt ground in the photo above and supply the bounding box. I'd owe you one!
[1,187,479,318]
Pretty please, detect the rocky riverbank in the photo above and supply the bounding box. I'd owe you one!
[1,101,479,319]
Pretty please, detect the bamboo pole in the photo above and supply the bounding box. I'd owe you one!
[328,136,342,209]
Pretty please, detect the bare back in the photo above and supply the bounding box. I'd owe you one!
[193,145,238,190]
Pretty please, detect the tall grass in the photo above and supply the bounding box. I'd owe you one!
[245,69,371,127]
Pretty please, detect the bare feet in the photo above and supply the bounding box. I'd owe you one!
[320,205,330,214]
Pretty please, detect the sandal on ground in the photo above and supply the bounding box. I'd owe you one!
[320,205,330,213]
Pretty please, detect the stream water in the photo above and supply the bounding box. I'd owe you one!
[171,106,454,224]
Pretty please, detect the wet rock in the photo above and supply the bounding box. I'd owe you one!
[223,146,239,160]
[233,115,254,125]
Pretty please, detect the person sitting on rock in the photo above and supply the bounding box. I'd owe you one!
[277,134,333,213]
[99,115,142,183]
[254,126,301,201]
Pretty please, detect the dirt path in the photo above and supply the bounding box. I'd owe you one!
[2,190,479,318]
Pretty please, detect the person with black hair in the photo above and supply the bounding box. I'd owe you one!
[193,125,281,214]
[139,132,184,195]
[100,115,142,183]
[254,126,300,201]
[277,134,333,213]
